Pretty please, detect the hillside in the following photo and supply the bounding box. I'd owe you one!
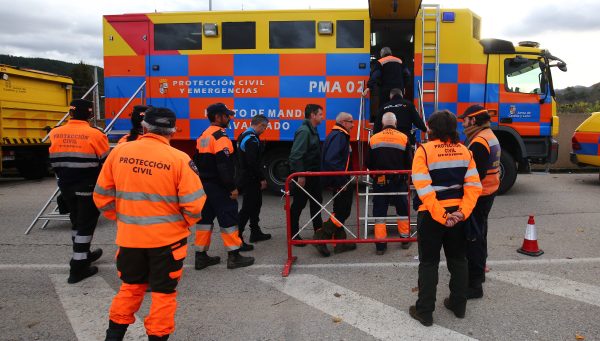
[0,54,104,98]
[555,83,600,114]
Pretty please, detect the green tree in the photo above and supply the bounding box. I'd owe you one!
[70,61,94,99]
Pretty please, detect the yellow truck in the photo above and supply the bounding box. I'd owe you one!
[0,64,73,178]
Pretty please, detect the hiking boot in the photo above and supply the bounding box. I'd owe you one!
[313,228,331,257]
[401,242,411,250]
[249,226,272,243]
[409,305,432,326]
[239,240,254,252]
[148,335,169,341]
[443,297,466,318]
[227,250,255,269]
[194,251,221,270]
[68,265,98,284]
[105,320,128,341]
[88,248,103,263]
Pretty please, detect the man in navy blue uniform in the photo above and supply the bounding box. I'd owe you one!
[237,114,271,250]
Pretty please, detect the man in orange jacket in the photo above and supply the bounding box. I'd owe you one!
[94,107,206,341]
[193,103,254,270]
[49,99,109,284]
[459,105,501,299]
[409,110,482,326]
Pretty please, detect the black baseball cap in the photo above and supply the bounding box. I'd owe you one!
[69,99,94,119]
[207,103,235,117]
[143,107,176,128]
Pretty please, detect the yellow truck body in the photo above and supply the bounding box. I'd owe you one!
[0,64,73,178]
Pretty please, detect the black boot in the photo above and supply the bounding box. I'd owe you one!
[249,226,271,243]
[194,251,221,270]
[444,297,466,318]
[375,243,387,256]
[68,259,98,284]
[227,250,255,269]
[238,233,254,252]
[467,276,484,299]
[148,335,169,341]
[105,320,128,341]
[88,248,103,263]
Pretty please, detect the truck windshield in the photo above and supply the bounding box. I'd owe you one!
[504,58,546,95]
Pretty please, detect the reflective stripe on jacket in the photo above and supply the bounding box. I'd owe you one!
[49,120,110,188]
[411,139,482,225]
[93,133,206,248]
[368,127,408,175]
[468,129,501,196]
[194,125,236,191]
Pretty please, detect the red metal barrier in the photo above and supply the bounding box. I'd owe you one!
[282,169,415,277]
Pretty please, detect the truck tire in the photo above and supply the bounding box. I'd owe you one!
[261,149,290,194]
[497,151,517,195]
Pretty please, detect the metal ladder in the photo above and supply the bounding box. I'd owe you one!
[421,3,441,114]
[25,81,147,235]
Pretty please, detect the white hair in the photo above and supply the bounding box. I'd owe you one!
[335,112,352,123]
[381,112,397,127]
[141,121,177,136]
[380,46,392,57]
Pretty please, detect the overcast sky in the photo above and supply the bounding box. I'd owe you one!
[1,0,596,89]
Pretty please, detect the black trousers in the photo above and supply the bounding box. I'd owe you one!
[198,181,238,228]
[116,238,187,293]
[466,194,496,286]
[290,176,323,236]
[415,210,468,319]
[330,185,354,224]
[238,181,263,234]
[60,183,100,263]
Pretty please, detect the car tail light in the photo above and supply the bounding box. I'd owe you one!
[571,135,581,151]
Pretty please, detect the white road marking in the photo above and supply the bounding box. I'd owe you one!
[487,271,600,307]
[4,257,600,271]
[49,274,147,341]
[259,274,476,341]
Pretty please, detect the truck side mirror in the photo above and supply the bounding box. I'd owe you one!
[558,62,567,72]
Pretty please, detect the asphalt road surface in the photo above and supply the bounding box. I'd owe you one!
[0,173,599,341]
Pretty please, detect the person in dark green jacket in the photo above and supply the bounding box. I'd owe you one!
[289,104,324,245]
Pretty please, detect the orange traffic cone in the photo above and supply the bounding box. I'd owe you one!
[517,215,544,256]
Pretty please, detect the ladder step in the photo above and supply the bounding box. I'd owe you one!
[423,46,437,50]
[424,30,437,33]
[424,14,439,18]
[423,90,436,93]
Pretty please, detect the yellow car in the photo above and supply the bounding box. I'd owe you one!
[571,112,600,177]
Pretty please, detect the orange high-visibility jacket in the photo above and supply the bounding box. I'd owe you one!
[194,125,236,191]
[368,127,409,171]
[468,129,501,196]
[93,133,206,248]
[49,120,109,188]
[412,139,482,224]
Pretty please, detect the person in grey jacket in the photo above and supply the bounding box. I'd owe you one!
[289,104,324,245]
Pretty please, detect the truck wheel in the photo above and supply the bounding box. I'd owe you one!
[497,151,517,195]
[261,149,290,194]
